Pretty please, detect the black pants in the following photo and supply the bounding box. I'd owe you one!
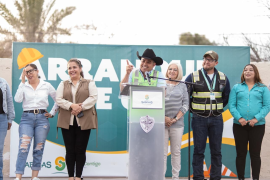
[233,123,265,179]
[61,117,91,177]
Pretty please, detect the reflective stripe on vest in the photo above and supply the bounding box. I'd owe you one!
[152,70,158,81]
[191,102,223,110]
[193,70,225,82]
[192,92,222,98]
[218,71,225,81]
[134,70,139,85]
[193,70,200,82]
[132,69,158,86]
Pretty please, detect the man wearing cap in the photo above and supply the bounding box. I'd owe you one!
[120,48,165,89]
[185,50,230,180]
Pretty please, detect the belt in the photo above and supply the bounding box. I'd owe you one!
[24,109,46,114]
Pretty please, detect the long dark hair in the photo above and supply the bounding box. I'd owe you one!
[25,64,40,78]
[67,58,84,78]
[241,64,262,84]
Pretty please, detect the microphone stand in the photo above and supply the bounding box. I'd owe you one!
[148,75,196,180]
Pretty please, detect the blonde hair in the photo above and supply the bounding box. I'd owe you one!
[165,62,183,81]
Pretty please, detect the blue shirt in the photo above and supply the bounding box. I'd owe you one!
[185,68,231,107]
[229,82,270,126]
[128,69,166,87]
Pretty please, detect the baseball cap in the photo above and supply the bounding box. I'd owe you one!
[203,50,218,61]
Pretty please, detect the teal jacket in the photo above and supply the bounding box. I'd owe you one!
[229,82,270,126]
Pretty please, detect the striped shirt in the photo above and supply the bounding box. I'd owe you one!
[165,83,189,128]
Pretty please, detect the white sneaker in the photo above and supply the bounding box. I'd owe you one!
[14,178,20,180]
[31,178,40,180]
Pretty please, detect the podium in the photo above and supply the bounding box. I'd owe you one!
[121,85,165,180]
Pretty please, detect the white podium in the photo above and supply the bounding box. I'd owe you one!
[121,85,165,180]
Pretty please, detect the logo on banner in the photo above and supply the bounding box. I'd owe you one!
[85,161,101,167]
[25,161,51,168]
[140,115,155,133]
[55,157,66,171]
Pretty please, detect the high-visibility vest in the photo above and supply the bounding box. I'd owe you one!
[132,69,159,86]
[191,69,226,117]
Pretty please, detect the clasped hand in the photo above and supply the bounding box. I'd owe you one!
[165,116,177,127]
[71,103,83,116]
[238,118,258,127]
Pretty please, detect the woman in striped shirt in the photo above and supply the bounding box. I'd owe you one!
[164,62,189,180]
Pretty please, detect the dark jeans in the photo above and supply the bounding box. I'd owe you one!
[61,118,91,178]
[233,123,265,179]
[192,113,223,180]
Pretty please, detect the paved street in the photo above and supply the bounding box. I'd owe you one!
[3,178,265,180]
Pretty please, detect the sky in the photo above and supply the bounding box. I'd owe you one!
[0,0,270,46]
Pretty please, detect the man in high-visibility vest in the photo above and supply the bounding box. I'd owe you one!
[185,50,231,180]
[120,48,165,90]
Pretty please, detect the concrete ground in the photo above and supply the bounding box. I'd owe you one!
[3,178,267,180]
[2,178,261,180]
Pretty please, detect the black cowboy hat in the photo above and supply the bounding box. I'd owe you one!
[136,49,163,66]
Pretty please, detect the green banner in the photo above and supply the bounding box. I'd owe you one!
[12,42,250,177]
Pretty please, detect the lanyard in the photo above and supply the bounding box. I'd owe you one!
[201,68,216,92]
[140,70,152,80]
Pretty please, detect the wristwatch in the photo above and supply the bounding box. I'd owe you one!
[174,116,179,121]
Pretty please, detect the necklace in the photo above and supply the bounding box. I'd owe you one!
[166,80,178,86]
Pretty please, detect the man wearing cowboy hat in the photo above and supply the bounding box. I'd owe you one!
[185,50,231,180]
[120,48,165,90]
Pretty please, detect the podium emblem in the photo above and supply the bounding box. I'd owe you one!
[140,115,155,133]
[145,94,149,100]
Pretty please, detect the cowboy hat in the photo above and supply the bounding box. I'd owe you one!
[136,48,163,66]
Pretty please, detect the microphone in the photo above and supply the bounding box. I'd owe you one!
[145,71,151,85]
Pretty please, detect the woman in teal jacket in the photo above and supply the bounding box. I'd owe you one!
[229,64,270,180]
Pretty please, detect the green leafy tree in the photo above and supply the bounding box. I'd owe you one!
[0,0,76,57]
[179,32,216,45]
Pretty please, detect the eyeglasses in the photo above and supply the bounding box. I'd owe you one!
[26,69,37,75]
[204,58,216,63]
[168,68,178,72]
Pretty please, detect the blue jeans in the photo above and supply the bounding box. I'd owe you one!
[15,112,50,174]
[192,113,223,180]
[0,114,8,180]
